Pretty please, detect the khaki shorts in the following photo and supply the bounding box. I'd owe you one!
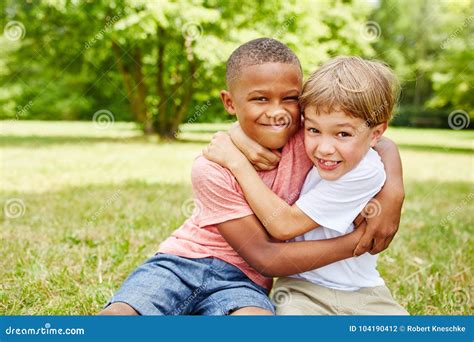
[272,277,408,315]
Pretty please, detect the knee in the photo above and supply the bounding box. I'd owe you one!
[230,306,274,315]
[98,302,139,315]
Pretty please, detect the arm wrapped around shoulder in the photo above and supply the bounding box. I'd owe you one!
[229,123,281,171]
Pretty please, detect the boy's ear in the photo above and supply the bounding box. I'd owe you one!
[369,122,388,147]
[220,90,237,115]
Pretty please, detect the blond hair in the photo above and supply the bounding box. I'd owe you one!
[300,56,399,126]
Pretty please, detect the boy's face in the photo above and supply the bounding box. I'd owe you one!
[221,63,302,149]
[303,106,387,181]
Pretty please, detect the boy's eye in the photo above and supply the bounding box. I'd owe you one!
[252,97,268,101]
[337,131,352,137]
[283,96,299,102]
[307,127,320,134]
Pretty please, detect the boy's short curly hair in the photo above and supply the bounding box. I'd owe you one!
[300,56,400,126]
[226,38,301,88]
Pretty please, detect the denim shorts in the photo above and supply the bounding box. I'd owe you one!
[105,253,275,315]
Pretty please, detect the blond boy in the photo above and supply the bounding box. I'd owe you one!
[204,56,408,315]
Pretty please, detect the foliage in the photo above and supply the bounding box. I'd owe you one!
[0,0,472,133]
[371,0,474,115]
[0,0,374,135]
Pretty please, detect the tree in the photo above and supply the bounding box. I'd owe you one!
[1,0,377,136]
[371,0,474,116]
[427,0,474,114]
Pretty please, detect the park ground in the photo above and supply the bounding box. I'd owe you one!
[1,121,473,314]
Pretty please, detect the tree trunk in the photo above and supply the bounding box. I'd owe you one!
[112,41,139,120]
[153,24,198,139]
[156,25,167,135]
[132,48,154,134]
[169,59,197,137]
[414,0,428,108]
[112,40,155,134]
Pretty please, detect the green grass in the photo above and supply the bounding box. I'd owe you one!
[1,120,473,315]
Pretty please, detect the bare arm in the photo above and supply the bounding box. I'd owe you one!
[229,158,317,240]
[229,123,281,171]
[354,136,405,255]
[204,132,317,240]
[374,137,404,196]
[217,214,365,277]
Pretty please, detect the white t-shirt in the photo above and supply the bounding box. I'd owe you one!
[293,148,386,291]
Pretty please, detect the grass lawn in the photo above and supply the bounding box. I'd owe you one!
[1,120,473,315]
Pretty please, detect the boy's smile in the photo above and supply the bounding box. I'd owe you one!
[303,106,387,181]
[316,158,342,171]
[221,62,302,149]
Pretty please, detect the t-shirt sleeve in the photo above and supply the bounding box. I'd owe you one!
[295,159,386,234]
[190,156,254,227]
[283,127,312,171]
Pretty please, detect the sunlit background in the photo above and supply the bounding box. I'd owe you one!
[1,0,472,315]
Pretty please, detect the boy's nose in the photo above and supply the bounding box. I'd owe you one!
[317,138,336,155]
[265,107,287,118]
[265,108,293,127]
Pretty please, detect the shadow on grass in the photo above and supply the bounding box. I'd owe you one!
[2,134,472,153]
[0,135,211,147]
[1,179,194,233]
[398,144,473,154]
[178,129,224,134]
[0,135,144,147]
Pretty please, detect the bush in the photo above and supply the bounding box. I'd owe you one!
[391,106,473,129]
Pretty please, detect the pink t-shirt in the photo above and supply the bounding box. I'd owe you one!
[158,129,312,290]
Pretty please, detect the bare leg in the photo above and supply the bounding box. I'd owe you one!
[98,302,140,315]
[230,306,273,315]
